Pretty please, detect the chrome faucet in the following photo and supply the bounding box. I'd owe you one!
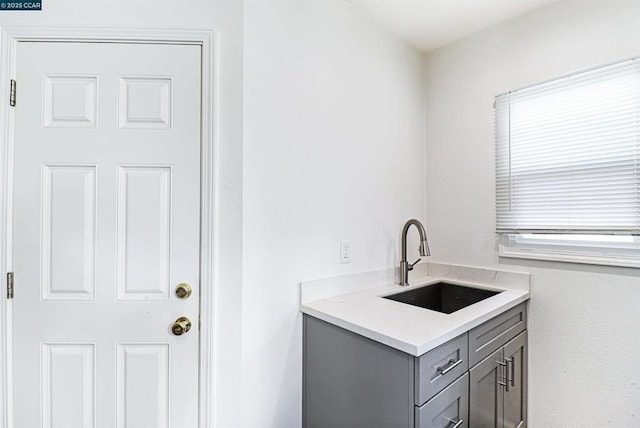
[399,219,430,286]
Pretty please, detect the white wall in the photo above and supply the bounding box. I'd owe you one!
[242,1,425,426]
[0,3,245,426]
[423,1,640,426]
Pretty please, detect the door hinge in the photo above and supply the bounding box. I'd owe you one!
[6,272,14,299]
[9,79,16,107]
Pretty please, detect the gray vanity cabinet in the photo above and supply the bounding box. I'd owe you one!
[303,302,527,428]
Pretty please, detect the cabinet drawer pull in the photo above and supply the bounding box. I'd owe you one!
[437,358,462,376]
[447,419,464,428]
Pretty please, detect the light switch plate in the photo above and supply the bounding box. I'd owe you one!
[340,240,351,264]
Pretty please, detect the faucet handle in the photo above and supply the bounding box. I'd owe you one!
[408,258,421,271]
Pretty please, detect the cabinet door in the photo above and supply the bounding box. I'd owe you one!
[503,331,527,428]
[469,348,504,428]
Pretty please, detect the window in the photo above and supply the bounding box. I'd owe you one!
[495,58,640,267]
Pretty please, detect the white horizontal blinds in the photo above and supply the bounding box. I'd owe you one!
[496,58,640,234]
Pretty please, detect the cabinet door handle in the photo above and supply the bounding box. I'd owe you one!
[437,358,462,376]
[497,359,509,392]
[447,419,464,428]
[507,356,515,387]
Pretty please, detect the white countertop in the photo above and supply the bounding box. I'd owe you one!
[300,262,530,356]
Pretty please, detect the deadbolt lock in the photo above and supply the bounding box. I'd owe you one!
[175,283,192,299]
[172,316,192,336]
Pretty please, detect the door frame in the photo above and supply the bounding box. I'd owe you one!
[0,26,218,428]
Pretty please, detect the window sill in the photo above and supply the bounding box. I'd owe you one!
[498,244,640,269]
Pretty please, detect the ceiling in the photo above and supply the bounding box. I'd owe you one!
[346,0,558,52]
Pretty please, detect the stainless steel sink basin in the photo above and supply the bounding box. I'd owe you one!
[383,282,501,314]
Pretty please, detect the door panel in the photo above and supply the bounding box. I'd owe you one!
[116,166,172,300]
[41,165,97,301]
[503,331,528,428]
[42,343,95,428]
[469,348,504,428]
[12,42,201,428]
[116,343,170,428]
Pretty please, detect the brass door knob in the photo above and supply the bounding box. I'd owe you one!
[175,283,192,299]
[172,317,192,336]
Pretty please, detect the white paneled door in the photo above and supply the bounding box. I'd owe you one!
[11,42,201,428]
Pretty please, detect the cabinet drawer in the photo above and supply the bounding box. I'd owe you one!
[415,372,469,428]
[469,303,526,367]
[415,333,468,405]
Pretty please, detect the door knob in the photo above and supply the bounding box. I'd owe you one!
[172,316,192,336]
[175,283,192,299]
